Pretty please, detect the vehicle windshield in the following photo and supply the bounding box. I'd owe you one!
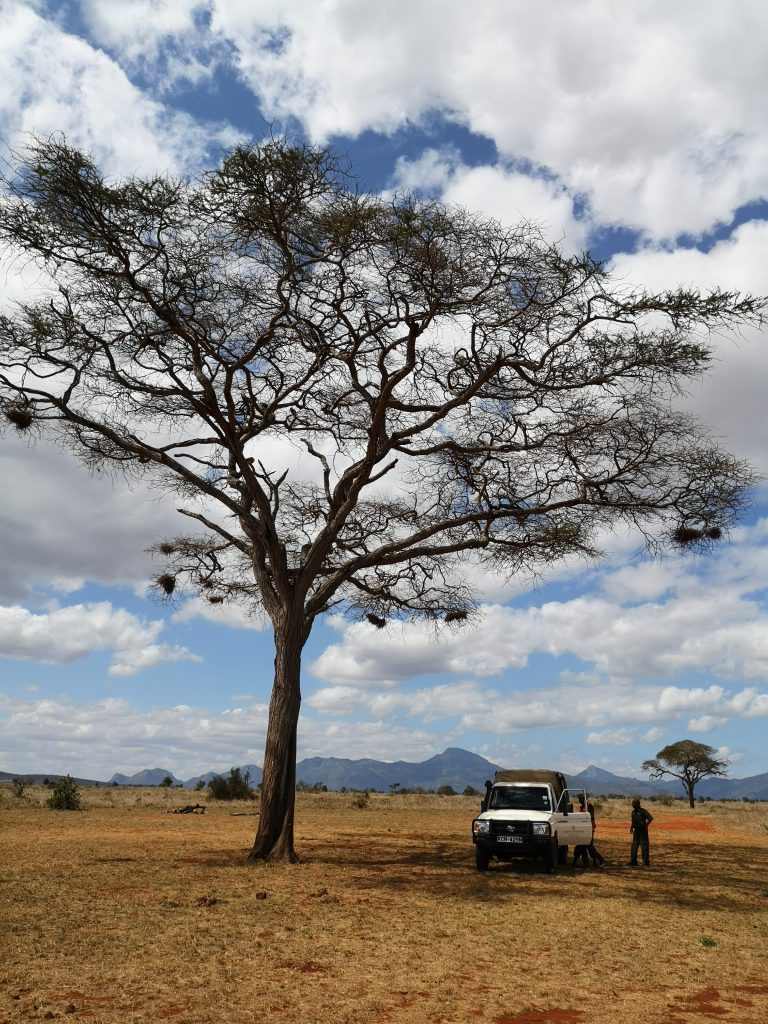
[489,786,551,811]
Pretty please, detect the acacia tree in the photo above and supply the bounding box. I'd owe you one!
[0,137,763,861]
[642,740,730,807]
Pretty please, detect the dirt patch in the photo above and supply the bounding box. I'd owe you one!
[495,1011,583,1024]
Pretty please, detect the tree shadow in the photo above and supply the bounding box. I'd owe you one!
[298,833,767,914]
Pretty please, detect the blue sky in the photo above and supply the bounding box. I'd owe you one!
[1,0,768,782]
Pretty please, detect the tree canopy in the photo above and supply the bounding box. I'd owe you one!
[642,740,730,807]
[0,136,762,860]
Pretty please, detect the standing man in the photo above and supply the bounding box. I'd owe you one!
[629,797,653,867]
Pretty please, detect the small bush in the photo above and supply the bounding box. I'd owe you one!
[351,791,370,809]
[436,785,456,796]
[194,779,206,791]
[160,775,173,788]
[649,792,675,806]
[207,767,254,801]
[47,775,81,811]
[11,777,30,798]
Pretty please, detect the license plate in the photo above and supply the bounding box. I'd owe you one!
[496,835,523,843]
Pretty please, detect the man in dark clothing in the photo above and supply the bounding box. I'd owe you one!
[629,797,653,867]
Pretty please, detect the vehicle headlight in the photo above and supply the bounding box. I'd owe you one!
[532,822,551,836]
[473,819,491,834]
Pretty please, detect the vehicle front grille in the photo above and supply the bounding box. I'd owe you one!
[489,819,533,836]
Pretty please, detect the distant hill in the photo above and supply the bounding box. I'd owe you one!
[3,752,767,799]
[292,747,500,792]
[0,770,103,787]
[110,768,181,787]
[569,765,669,797]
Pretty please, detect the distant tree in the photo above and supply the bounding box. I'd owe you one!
[208,766,254,801]
[436,784,456,796]
[11,777,29,798]
[160,775,174,787]
[194,779,206,792]
[0,137,763,861]
[463,785,481,797]
[642,740,729,808]
[294,780,328,792]
[47,775,81,810]
[388,782,401,793]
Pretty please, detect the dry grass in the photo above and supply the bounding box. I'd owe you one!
[2,788,767,1024]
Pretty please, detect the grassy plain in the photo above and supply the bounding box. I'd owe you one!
[2,787,767,1024]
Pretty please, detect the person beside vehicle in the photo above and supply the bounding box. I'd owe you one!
[579,794,605,867]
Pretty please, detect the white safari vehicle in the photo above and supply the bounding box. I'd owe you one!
[471,769,594,873]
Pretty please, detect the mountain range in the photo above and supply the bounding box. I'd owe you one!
[3,747,767,799]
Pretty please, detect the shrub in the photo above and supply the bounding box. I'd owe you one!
[650,792,675,806]
[160,775,173,787]
[194,779,206,792]
[47,775,81,810]
[11,777,30,798]
[207,767,254,801]
[297,780,327,792]
[436,785,456,796]
[351,791,370,809]
[463,785,481,797]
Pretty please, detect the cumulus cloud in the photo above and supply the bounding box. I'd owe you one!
[586,728,636,746]
[305,674,768,737]
[609,221,768,471]
[391,148,589,251]
[0,691,443,777]
[200,0,768,240]
[13,2,760,240]
[0,1,239,176]
[78,0,218,86]
[0,435,184,603]
[0,601,200,676]
[311,538,768,689]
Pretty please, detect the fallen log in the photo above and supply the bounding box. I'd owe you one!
[169,804,206,814]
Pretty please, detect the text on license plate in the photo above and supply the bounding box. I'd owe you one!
[496,835,523,843]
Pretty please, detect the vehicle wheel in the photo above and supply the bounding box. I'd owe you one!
[558,845,568,864]
[475,846,491,872]
[545,837,558,874]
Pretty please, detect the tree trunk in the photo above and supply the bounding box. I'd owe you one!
[685,780,695,808]
[248,617,304,862]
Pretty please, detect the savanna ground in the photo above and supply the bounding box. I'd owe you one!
[1,787,767,1024]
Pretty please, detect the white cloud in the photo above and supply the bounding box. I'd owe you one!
[687,715,725,733]
[78,0,216,85]
[586,728,636,746]
[0,435,183,602]
[24,1,763,239]
[0,601,200,676]
[172,597,266,631]
[312,556,768,690]
[203,0,768,240]
[0,1,239,177]
[607,222,768,473]
[306,669,768,736]
[642,727,665,744]
[0,691,443,777]
[391,149,589,251]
